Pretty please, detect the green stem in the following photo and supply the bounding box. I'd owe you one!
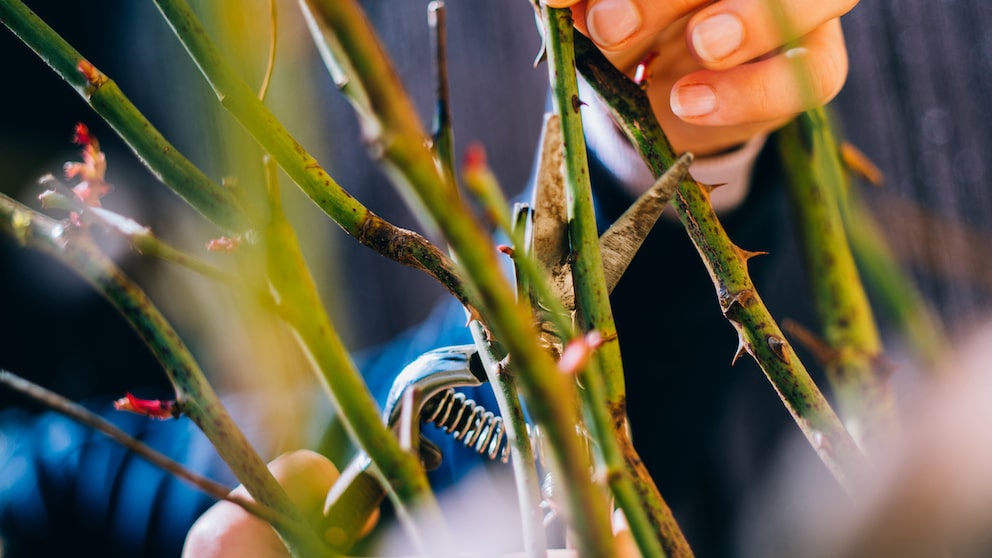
[428,0,457,196]
[778,110,897,449]
[0,369,290,530]
[0,193,327,557]
[541,5,624,410]
[259,156,447,552]
[0,0,249,232]
[469,322,547,558]
[574,33,866,491]
[37,181,252,291]
[150,0,474,316]
[304,1,615,554]
[544,9,685,557]
[844,192,946,368]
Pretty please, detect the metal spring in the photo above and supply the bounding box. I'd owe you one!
[422,388,544,465]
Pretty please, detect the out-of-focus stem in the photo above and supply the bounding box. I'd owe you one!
[778,110,897,449]
[302,1,615,554]
[469,321,548,558]
[541,7,676,558]
[257,0,277,102]
[844,193,946,368]
[428,0,456,195]
[0,0,249,232]
[150,0,474,316]
[574,33,866,492]
[37,181,250,290]
[0,369,290,530]
[0,193,326,557]
[258,155,447,553]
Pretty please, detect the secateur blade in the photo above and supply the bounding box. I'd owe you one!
[530,112,694,311]
[322,345,487,552]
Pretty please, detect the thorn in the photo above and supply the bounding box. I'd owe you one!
[766,336,790,363]
[731,335,748,366]
[571,94,586,114]
[840,141,884,186]
[700,182,727,194]
[497,244,514,256]
[463,305,485,328]
[633,51,659,87]
[10,208,32,246]
[782,319,837,366]
[734,245,769,262]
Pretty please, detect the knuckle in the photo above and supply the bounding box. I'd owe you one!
[813,42,848,103]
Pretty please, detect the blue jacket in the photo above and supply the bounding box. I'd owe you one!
[0,138,823,558]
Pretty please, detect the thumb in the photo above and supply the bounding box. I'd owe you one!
[612,508,643,558]
[183,450,340,558]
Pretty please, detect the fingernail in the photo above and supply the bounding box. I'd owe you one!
[671,84,717,118]
[586,0,641,49]
[691,13,744,63]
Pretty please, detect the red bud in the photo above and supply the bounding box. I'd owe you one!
[114,392,179,420]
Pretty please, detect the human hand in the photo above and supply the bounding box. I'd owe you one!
[182,449,639,557]
[544,0,856,156]
[182,450,378,558]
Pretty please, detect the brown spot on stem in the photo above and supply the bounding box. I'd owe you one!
[608,397,627,431]
[782,319,837,366]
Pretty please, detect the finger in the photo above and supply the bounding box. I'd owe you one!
[670,19,848,126]
[576,0,707,52]
[183,450,341,558]
[686,0,858,70]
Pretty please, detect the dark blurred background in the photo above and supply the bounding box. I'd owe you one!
[3,1,992,556]
[0,0,546,407]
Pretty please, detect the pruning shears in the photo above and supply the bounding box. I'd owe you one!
[320,114,693,552]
